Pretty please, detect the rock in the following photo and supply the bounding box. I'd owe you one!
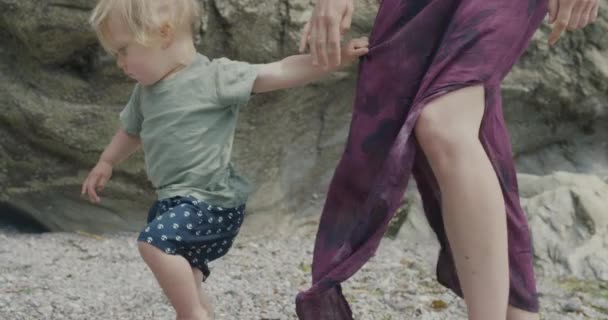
[0,0,606,233]
[397,171,608,282]
[507,21,608,177]
[0,0,159,233]
[519,172,608,281]
[36,303,54,318]
[562,297,583,313]
[2,230,604,319]
[0,0,97,65]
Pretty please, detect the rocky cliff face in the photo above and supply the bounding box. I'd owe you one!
[0,0,607,281]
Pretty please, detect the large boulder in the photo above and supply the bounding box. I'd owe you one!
[520,172,608,281]
[396,171,608,282]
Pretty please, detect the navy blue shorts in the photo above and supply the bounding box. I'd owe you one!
[137,196,245,280]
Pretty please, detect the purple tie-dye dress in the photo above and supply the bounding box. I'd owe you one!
[296,0,548,318]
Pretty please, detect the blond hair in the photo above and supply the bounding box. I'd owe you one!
[90,0,201,53]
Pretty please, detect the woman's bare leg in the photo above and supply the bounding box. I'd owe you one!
[415,85,517,320]
[508,306,539,320]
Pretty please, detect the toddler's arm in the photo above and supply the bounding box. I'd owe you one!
[81,128,141,203]
[252,37,368,93]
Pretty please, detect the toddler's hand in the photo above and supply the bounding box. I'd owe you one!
[81,160,113,203]
[341,37,369,67]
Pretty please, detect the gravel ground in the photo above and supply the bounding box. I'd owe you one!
[1,225,607,320]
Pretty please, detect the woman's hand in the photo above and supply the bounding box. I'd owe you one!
[548,0,600,45]
[299,0,355,69]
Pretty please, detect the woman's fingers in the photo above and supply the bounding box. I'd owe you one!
[299,20,312,53]
[548,0,559,23]
[549,0,575,45]
[590,0,599,23]
[567,0,586,30]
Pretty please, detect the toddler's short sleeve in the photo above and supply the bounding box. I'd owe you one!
[213,58,259,109]
[119,85,143,135]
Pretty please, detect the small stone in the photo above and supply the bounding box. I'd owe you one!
[37,304,53,316]
[386,297,410,311]
[431,299,448,310]
[562,298,583,313]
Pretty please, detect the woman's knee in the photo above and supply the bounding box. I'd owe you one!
[416,108,474,165]
[415,87,486,169]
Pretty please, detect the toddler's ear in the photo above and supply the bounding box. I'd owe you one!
[159,22,175,49]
